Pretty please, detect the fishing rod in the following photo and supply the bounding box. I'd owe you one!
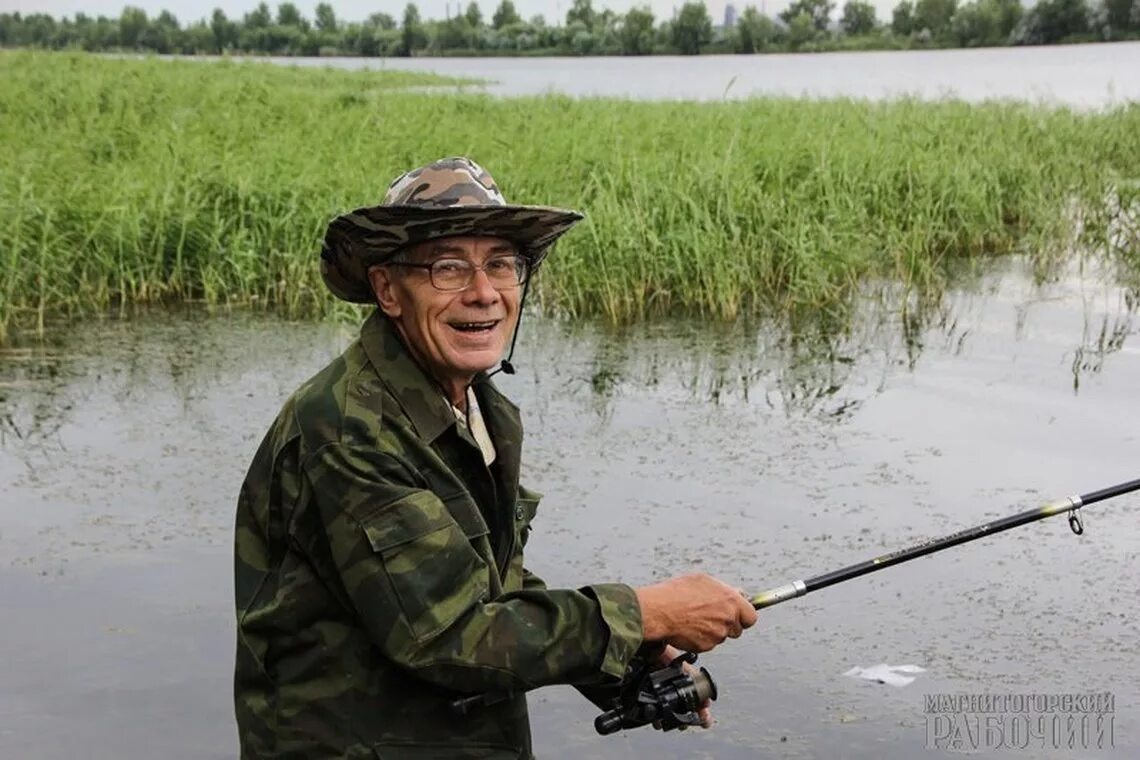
[585,477,1140,736]
[749,476,1140,609]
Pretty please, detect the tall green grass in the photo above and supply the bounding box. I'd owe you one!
[2,50,1138,341]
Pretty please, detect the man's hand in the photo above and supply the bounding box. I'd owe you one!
[635,572,758,653]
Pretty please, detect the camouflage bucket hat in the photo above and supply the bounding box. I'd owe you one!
[320,157,584,303]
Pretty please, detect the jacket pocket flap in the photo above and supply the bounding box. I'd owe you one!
[362,490,470,553]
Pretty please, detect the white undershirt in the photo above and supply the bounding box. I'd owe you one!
[451,387,496,466]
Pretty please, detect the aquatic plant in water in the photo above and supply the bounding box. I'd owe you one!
[1,51,1138,342]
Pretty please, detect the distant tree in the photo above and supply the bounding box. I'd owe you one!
[156,10,180,29]
[504,19,538,50]
[672,1,713,53]
[5,0,1115,56]
[314,2,337,32]
[143,9,181,52]
[276,3,303,26]
[400,2,427,54]
[210,8,238,50]
[32,13,61,47]
[786,9,818,45]
[342,22,375,54]
[951,0,1001,44]
[245,2,271,28]
[597,8,619,36]
[0,14,16,46]
[735,6,779,51]
[780,0,835,30]
[436,15,472,48]
[914,0,958,36]
[119,6,148,48]
[1013,0,1089,42]
[948,0,1020,43]
[619,5,655,53]
[7,13,27,47]
[892,0,916,33]
[1100,0,1138,33]
[526,13,556,45]
[841,0,878,33]
[465,2,484,27]
[261,21,302,52]
[566,0,597,31]
[585,7,617,49]
[492,0,521,29]
[368,12,397,29]
[562,18,596,52]
[237,9,267,50]
[182,20,215,52]
[991,0,1023,36]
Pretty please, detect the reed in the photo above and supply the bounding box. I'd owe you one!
[2,50,1138,341]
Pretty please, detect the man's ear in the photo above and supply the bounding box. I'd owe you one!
[368,265,402,319]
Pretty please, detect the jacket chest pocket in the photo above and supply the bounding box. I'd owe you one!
[362,490,492,642]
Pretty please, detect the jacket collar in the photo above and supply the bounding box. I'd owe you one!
[358,310,522,455]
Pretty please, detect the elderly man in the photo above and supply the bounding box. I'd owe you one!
[233,157,757,759]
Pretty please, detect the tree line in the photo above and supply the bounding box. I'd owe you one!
[2,0,1138,58]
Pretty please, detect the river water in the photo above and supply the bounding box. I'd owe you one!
[254,41,1140,107]
[1,256,1137,758]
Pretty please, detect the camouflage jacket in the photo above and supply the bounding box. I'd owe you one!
[234,310,644,759]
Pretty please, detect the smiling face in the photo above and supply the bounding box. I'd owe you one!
[368,236,523,406]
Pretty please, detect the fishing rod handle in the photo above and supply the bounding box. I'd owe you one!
[750,580,806,610]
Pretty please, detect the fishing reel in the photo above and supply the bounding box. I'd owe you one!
[593,650,717,735]
[449,648,718,737]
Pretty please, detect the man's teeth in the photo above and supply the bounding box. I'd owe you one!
[452,321,498,331]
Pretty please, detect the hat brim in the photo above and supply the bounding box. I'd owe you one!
[320,204,584,303]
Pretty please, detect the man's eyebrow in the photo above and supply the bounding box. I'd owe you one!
[426,242,517,256]
[427,243,468,256]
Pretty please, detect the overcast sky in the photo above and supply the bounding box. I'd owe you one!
[0,0,905,27]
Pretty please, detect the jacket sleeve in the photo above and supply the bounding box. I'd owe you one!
[303,440,644,694]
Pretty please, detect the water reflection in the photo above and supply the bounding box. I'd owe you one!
[514,254,1139,419]
[2,256,1137,458]
[0,346,72,464]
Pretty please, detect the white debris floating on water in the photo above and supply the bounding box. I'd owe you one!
[843,664,927,687]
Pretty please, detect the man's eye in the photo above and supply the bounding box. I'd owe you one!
[485,258,514,274]
[434,260,468,274]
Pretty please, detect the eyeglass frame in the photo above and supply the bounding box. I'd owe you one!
[382,253,531,292]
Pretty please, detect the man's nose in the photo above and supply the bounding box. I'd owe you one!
[463,268,501,304]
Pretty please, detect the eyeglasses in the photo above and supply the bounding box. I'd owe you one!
[387,254,530,292]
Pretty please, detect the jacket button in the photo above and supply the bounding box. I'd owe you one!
[515,505,524,520]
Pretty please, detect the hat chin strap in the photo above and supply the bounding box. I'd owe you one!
[489,278,530,378]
